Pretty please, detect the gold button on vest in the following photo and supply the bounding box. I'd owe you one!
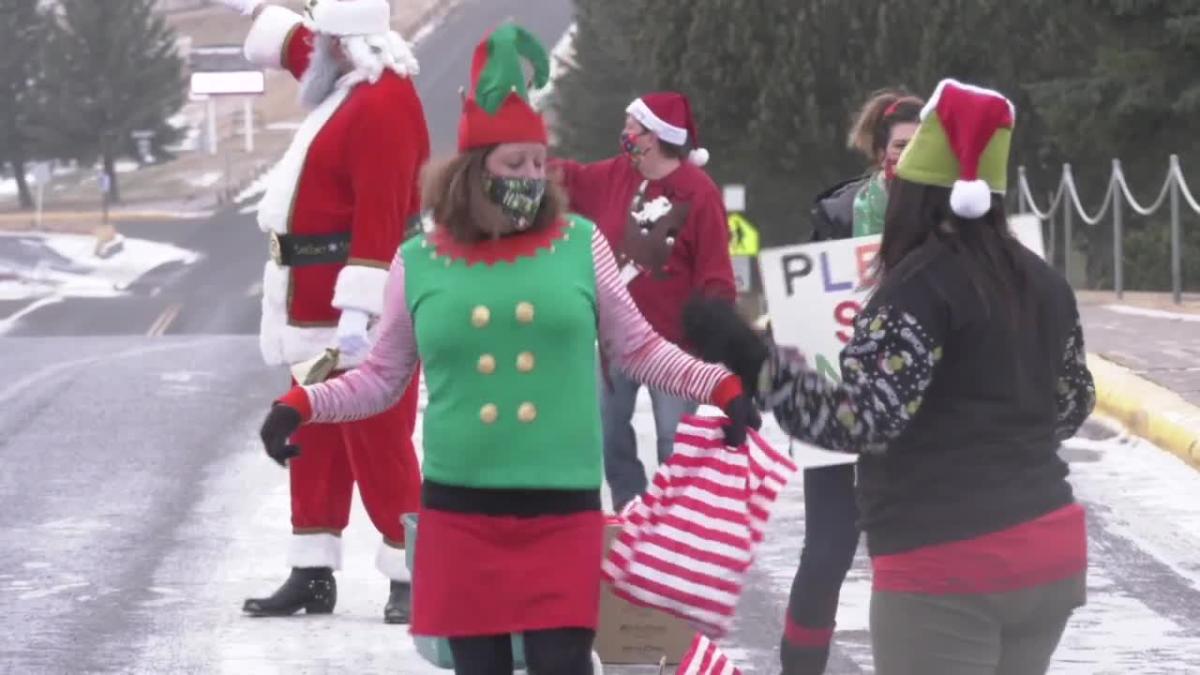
[480,403,499,424]
[515,301,535,324]
[517,402,537,423]
[477,354,496,374]
[516,352,535,373]
[472,305,491,328]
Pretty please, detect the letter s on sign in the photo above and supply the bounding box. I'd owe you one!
[835,300,862,344]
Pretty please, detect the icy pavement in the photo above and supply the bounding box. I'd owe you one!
[100,386,1200,674]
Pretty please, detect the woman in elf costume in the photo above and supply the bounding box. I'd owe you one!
[694,80,1094,674]
[256,23,757,674]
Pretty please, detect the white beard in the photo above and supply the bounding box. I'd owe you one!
[298,33,343,110]
[298,31,420,110]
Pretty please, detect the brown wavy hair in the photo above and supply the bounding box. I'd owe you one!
[422,147,566,243]
[847,89,925,163]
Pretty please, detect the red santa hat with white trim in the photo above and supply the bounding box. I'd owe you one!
[626,91,711,167]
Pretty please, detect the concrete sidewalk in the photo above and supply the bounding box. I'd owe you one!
[1078,291,1200,468]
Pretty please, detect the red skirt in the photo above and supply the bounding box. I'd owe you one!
[410,507,605,637]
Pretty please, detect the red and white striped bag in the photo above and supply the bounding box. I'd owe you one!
[603,416,796,638]
[677,633,743,675]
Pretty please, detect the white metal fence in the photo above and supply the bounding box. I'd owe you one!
[1017,156,1197,304]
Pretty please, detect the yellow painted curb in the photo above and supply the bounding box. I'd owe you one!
[1089,353,1200,469]
[0,210,210,225]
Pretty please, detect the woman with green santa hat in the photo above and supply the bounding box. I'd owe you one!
[256,22,758,674]
[689,79,1095,674]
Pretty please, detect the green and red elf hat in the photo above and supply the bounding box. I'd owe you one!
[895,79,1016,219]
[458,23,550,152]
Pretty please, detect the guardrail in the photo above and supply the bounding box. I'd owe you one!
[1017,156,1197,304]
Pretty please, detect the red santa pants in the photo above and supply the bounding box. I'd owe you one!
[286,371,422,581]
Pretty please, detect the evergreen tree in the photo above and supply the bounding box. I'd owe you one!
[41,0,185,203]
[552,0,653,161]
[1028,0,1200,287]
[0,1,51,209]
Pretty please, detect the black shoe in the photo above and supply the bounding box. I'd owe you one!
[383,580,411,624]
[242,567,336,617]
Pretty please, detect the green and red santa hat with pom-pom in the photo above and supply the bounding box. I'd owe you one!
[458,22,550,152]
[895,78,1015,219]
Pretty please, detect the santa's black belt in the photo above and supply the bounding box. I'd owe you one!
[268,231,351,267]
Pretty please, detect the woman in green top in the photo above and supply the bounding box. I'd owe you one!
[810,90,924,241]
[786,90,923,674]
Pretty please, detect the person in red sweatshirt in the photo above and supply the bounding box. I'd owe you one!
[552,91,737,510]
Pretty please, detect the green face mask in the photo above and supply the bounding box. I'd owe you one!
[482,173,546,231]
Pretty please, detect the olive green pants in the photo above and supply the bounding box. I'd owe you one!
[870,574,1086,675]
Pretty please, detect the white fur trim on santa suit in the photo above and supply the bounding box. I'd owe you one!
[243,5,303,69]
[260,260,379,367]
[287,532,343,569]
[333,264,389,315]
[375,541,411,582]
[950,179,994,219]
[256,80,355,368]
[311,0,390,36]
[626,98,688,145]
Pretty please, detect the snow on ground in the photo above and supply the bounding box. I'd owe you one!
[751,418,1200,674]
[188,171,223,189]
[0,231,201,305]
[119,377,1200,673]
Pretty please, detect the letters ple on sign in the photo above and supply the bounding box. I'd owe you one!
[780,242,879,297]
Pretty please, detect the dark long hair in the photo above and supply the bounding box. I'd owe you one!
[875,179,1030,324]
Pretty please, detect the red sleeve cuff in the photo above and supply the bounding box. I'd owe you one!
[711,374,744,410]
[278,387,313,422]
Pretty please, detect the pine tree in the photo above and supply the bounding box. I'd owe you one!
[41,0,185,203]
[551,0,653,161]
[0,1,51,209]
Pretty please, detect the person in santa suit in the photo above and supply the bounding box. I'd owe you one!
[213,0,429,623]
[256,22,758,673]
[550,93,737,512]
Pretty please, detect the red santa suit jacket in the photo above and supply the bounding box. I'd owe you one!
[243,6,429,367]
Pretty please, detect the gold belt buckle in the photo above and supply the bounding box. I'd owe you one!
[268,231,283,265]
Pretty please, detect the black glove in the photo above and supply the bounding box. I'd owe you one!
[682,295,770,395]
[722,394,762,447]
[260,404,303,467]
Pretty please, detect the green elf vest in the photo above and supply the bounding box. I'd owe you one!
[402,216,602,490]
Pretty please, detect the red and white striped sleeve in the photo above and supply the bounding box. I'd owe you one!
[591,227,739,406]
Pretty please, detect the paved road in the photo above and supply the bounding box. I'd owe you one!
[1079,300,1200,406]
[3,1,1200,673]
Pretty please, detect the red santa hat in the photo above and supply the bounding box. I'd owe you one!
[306,0,390,37]
[626,91,710,167]
[458,22,549,152]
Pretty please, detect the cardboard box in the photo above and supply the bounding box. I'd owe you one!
[595,523,695,665]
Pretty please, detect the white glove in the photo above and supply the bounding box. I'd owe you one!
[212,0,263,15]
[336,309,372,361]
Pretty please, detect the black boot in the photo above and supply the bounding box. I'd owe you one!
[242,567,336,617]
[383,580,411,624]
